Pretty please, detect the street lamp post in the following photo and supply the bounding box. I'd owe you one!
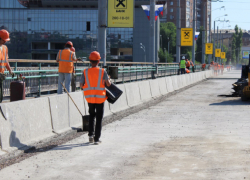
[140,43,146,63]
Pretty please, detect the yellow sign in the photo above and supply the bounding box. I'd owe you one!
[215,49,221,57]
[205,43,213,54]
[221,52,226,59]
[181,28,193,46]
[108,0,134,28]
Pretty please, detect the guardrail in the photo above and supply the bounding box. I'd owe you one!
[3,59,205,98]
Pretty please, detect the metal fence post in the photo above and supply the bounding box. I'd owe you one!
[38,63,41,97]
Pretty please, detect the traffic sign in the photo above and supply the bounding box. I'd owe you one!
[205,43,213,54]
[181,28,193,46]
[215,49,221,57]
[221,52,226,59]
[108,0,134,28]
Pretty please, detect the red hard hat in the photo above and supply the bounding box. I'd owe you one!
[89,51,101,61]
[70,47,75,52]
[65,41,73,47]
[0,29,10,41]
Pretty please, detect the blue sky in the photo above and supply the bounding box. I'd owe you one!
[211,0,250,31]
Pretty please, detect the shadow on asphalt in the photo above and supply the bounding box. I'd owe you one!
[210,99,250,106]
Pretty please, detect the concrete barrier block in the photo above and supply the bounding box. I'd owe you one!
[181,75,187,87]
[171,76,179,90]
[49,94,71,134]
[184,74,191,86]
[158,77,168,95]
[68,91,86,128]
[125,82,142,107]
[109,84,129,113]
[0,98,54,151]
[149,79,161,97]
[104,101,112,117]
[165,77,174,92]
[138,80,152,102]
[176,75,183,89]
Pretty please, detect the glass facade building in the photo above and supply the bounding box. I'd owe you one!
[0,0,135,60]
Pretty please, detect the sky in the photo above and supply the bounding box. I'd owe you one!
[211,0,250,31]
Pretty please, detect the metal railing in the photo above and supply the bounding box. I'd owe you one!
[3,59,205,97]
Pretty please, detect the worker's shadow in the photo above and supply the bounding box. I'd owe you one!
[9,131,35,152]
[210,99,250,106]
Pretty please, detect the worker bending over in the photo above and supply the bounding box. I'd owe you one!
[57,41,78,94]
[0,29,14,102]
[80,51,111,145]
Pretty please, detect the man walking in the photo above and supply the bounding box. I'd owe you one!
[80,51,111,145]
[0,29,14,102]
[57,41,78,94]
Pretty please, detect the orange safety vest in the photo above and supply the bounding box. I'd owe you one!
[82,67,107,104]
[202,64,206,68]
[0,45,8,73]
[186,61,190,67]
[58,49,74,73]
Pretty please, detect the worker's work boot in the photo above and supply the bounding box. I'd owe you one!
[94,140,102,145]
[89,136,94,143]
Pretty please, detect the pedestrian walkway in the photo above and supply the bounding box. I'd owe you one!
[1,70,250,180]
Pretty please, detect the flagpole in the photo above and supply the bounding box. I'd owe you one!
[150,0,156,79]
[192,0,196,65]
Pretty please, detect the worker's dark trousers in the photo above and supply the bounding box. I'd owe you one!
[0,80,3,103]
[88,102,104,142]
[180,68,185,74]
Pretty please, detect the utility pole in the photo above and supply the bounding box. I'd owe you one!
[221,31,223,64]
[176,0,181,63]
[202,3,206,64]
[150,0,156,79]
[217,26,219,63]
[98,0,107,66]
[213,21,215,63]
[192,0,196,65]
[208,14,211,64]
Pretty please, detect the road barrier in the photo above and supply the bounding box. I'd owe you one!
[0,70,215,154]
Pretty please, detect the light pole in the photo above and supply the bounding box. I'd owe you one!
[140,43,146,63]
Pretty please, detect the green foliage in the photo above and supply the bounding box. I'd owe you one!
[195,27,204,63]
[158,48,174,63]
[160,22,176,55]
[230,25,243,64]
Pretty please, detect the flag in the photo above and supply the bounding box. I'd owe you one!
[195,32,200,41]
[141,5,164,21]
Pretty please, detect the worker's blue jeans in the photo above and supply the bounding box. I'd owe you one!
[58,73,71,94]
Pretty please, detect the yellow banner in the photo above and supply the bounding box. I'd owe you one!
[221,52,226,59]
[205,43,213,54]
[108,0,134,28]
[181,28,193,46]
[215,49,221,57]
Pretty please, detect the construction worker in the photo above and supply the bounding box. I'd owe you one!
[56,41,78,94]
[70,47,76,92]
[0,29,14,103]
[185,59,190,70]
[202,63,206,71]
[179,58,186,74]
[190,61,194,72]
[80,51,111,145]
[221,63,224,75]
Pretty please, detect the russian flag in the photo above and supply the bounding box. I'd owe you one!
[195,32,200,41]
[141,5,164,21]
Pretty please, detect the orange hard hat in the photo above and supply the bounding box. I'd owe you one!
[89,51,101,61]
[0,29,10,41]
[70,47,75,52]
[65,41,73,47]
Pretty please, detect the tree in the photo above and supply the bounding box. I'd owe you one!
[231,25,243,64]
[160,22,176,55]
[195,27,205,63]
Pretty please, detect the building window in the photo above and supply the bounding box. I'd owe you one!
[86,21,90,31]
[170,15,174,20]
[170,1,173,5]
[170,8,173,12]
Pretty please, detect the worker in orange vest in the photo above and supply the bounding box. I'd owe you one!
[80,51,111,145]
[221,63,224,75]
[56,41,78,94]
[0,29,14,102]
[202,64,206,71]
[214,63,218,76]
[185,59,191,70]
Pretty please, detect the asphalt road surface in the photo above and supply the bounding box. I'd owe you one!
[1,70,250,180]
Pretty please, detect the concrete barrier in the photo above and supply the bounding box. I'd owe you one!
[171,76,179,90]
[185,74,191,86]
[49,94,71,134]
[125,82,142,107]
[68,92,86,128]
[138,80,152,102]
[149,79,161,98]
[165,77,174,92]
[158,77,168,95]
[109,84,129,113]
[0,98,54,151]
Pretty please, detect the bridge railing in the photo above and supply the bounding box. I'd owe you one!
[3,59,205,97]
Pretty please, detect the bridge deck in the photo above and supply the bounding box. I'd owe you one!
[1,70,250,180]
